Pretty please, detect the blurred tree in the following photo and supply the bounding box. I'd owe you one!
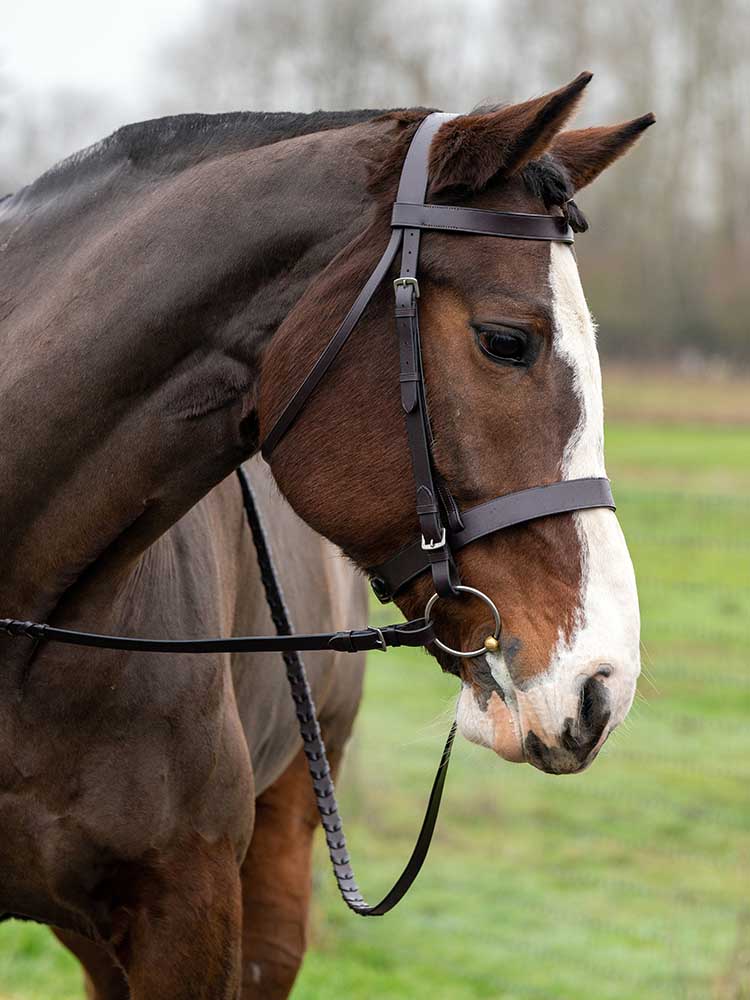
[156,0,749,361]
[1,83,117,194]
[2,1,748,361]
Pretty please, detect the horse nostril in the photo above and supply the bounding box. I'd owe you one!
[581,677,596,729]
[579,675,611,740]
[525,673,614,774]
[595,663,613,679]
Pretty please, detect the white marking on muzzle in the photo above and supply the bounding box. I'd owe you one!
[516,243,640,741]
[457,243,641,761]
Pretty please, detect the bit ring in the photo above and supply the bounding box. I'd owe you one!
[423,585,501,659]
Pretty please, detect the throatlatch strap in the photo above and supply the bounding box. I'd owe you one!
[237,466,456,917]
[261,229,404,458]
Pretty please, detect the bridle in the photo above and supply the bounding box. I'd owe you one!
[0,112,615,915]
[261,112,613,634]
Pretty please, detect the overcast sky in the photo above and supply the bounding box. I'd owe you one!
[3,0,202,107]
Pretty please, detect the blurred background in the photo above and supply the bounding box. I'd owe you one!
[1,1,748,998]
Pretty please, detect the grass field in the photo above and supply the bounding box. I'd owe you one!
[1,372,748,999]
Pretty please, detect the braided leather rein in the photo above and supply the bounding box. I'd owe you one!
[237,468,456,916]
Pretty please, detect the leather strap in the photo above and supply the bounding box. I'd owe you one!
[0,616,432,654]
[261,112,575,463]
[370,478,615,602]
[393,113,460,598]
[260,112,455,459]
[0,469,451,921]
[261,228,404,458]
[261,113,613,613]
[391,203,574,243]
[396,112,456,202]
[239,464,456,917]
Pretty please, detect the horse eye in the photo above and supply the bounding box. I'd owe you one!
[474,326,528,366]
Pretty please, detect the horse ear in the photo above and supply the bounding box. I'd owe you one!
[429,72,593,196]
[550,114,656,193]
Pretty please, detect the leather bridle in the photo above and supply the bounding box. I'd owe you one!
[262,112,613,633]
[0,112,615,916]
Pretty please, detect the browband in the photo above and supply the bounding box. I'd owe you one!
[390,203,574,242]
[369,478,615,602]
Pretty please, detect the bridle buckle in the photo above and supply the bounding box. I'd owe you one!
[421,528,446,551]
[393,276,420,298]
[369,626,387,652]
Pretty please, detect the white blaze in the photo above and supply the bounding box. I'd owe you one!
[530,241,641,733]
[458,242,641,756]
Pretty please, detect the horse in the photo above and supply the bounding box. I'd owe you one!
[0,72,651,998]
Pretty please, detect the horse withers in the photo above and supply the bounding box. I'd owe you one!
[0,73,651,998]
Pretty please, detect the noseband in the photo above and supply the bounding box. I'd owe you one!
[0,112,615,916]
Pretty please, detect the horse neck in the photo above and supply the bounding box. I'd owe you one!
[0,118,386,644]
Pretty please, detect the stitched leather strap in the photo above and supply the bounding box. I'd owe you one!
[0,615,432,654]
[369,478,615,602]
[396,112,456,201]
[391,203,574,242]
[0,469,449,920]
[393,113,461,598]
[261,228,404,458]
[238,464,456,917]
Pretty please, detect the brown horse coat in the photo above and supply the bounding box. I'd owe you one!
[0,456,365,990]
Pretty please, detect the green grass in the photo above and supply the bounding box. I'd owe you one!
[602,365,750,428]
[607,422,750,494]
[1,417,748,999]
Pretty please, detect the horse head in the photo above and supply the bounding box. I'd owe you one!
[261,74,653,774]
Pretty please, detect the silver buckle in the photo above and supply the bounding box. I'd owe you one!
[421,528,446,551]
[369,627,387,652]
[393,276,420,298]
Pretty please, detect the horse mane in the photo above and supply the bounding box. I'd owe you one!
[9,104,588,232]
[13,108,390,203]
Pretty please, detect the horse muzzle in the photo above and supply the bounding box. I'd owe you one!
[458,655,635,775]
[516,667,625,774]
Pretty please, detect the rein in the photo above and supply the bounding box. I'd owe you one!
[238,467,456,916]
[0,112,615,916]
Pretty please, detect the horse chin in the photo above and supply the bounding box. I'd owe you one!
[456,684,525,763]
